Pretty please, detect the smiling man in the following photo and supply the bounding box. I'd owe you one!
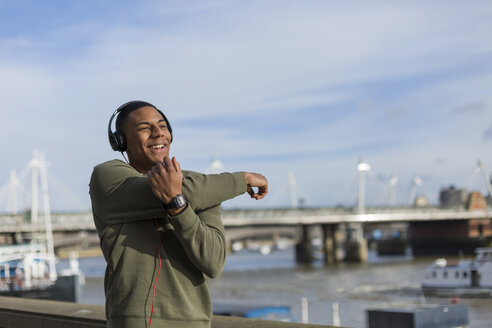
[116,103,172,174]
[89,101,268,328]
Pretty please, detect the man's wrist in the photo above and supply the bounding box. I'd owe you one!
[243,172,250,185]
[167,203,188,217]
[163,193,188,216]
[163,193,187,209]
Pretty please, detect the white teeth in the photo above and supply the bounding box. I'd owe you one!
[152,144,164,149]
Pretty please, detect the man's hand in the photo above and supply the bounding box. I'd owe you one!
[147,156,185,215]
[244,172,268,200]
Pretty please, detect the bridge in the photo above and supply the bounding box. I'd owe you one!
[1,207,491,232]
[1,206,491,262]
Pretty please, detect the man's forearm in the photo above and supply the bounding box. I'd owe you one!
[181,171,247,210]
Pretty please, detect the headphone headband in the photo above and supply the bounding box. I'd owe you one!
[108,100,173,152]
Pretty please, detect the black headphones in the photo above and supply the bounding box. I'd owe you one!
[108,100,173,152]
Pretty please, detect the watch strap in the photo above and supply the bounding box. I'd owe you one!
[163,194,187,209]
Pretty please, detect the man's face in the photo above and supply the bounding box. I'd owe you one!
[123,106,172,173]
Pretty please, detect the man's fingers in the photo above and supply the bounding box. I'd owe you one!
[151,165,160,174]
[172,157,181,173]
[244,172,269,200]
[162,156,173,170]
[247,187,268,200]
[258,185,268,197]
[147,172,157,188]
[158,161,166,171]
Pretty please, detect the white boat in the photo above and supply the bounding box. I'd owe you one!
[0,151,84,302]
[0,244,54,292]
[422,248,492,297]
[0,243,83,302]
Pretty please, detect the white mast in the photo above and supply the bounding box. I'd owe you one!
[30,150,40,224]
[389,175,398,206]
[408,175,423,205]
[39,152,57,281]
[357,159,371,213]
[287,171,298,209]
[7,170,19,214]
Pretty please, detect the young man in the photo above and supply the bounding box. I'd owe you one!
[89,101,268,328]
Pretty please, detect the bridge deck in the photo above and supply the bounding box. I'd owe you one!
[0,208,491,232]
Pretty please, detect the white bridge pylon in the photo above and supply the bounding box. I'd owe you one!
[267,171,307,209]
[356,158,426,208]
[7,169,20,214]
[476,160,492,197]
[2,150,58,281]
[0,154,89,214]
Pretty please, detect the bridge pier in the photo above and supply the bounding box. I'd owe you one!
[343,223,368,262]
[296,223,368,264]
[321,224,339,264]
[295,225,314,263]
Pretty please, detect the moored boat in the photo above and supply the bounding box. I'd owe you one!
[0,243,83,302]
[422,247,492,297]
[0,151,84,302]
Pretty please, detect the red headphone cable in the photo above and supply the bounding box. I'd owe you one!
[149,219,162,328]
[121,152,129,164]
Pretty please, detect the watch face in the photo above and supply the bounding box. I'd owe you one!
[175,194,187,208]
[165,194,187,209]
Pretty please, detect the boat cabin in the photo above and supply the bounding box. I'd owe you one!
[422,248,492,290]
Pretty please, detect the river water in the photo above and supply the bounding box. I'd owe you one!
[62,249,492,328]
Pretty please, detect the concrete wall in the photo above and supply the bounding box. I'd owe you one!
[0,297,339,328]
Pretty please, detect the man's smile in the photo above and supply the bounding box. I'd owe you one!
[150,143,167,152]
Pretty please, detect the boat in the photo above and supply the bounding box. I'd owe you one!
[0,243,83,302]
[422,247,492,297]
[0,151,84,302]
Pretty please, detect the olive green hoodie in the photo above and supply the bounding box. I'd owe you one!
[89,159,246,327]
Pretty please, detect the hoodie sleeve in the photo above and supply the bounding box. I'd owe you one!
[167,204,226,278]
[89,160,246,224]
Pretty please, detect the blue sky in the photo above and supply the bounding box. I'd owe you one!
[1,0,492,211]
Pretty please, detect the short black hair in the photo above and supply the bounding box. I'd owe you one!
[115,101,173,141]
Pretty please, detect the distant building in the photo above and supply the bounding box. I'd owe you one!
[439,185,468,208]
[466,190,487,210]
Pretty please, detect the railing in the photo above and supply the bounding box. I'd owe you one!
[1,207,492,232]
[0,296,338,328]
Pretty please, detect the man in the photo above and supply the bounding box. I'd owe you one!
[89,101,268,328]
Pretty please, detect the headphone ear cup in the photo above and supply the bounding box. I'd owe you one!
[108,132,119,151]
[113,130,127,152]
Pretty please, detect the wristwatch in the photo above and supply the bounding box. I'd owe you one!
[163,194,188,209]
